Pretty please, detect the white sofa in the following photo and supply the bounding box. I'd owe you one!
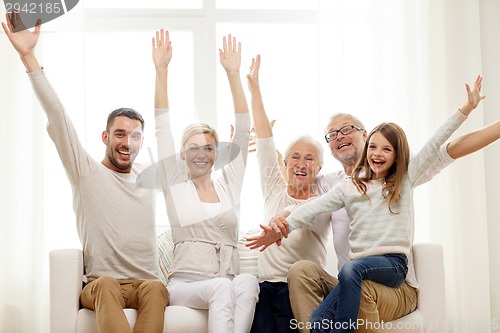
[49,242,445,333]
[378,243,446,333]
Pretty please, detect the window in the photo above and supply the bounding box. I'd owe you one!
[84,0,202,9]
[44,0,428,238]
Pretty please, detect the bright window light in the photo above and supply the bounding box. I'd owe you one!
[216,0,316,10]
[216,23,318,231]
[84,0,202,9]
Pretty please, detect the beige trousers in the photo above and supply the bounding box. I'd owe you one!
[287,260,417,333]
[80,276,170,333]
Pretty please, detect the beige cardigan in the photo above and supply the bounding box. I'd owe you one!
[155,109,250,278]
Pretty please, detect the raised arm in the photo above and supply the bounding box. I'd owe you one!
[446,120,500,159]
[458,75,485,116]
[2,12,41,72]
[217,35,251,181]
[153,29,172,109]
[152,28,182,186]
[409,75,485,185]
[246,54,287,198]
[247,54,273,138]
[2,13,93,184]
[219,35,249,115]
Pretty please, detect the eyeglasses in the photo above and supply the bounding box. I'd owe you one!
[324,125,363,143]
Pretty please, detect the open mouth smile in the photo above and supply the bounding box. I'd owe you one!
[338,143,351,150]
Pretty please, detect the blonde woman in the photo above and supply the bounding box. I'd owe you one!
[152,29,259,333]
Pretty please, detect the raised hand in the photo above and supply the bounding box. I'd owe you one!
[219,34,241,74]
[152,28,172,70]
[2,12,41,58]
[460,75,486,116]
[247,54,261,93]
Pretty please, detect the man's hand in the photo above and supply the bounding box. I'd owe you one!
[2,12,41,56]
[2,12,42,72]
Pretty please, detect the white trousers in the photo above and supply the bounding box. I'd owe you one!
[168,273,259,333]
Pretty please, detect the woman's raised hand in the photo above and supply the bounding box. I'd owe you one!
[152,28,172,70]
[219,34,241,74]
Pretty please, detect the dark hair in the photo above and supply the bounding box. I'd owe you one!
[106,108,145,132]
[352,122,410,214]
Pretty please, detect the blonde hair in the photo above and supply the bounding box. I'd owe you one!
[351,122,410,214]
[180,123,219,149]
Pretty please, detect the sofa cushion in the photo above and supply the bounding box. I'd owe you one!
[237,229,260,278]
[157,230,174,285]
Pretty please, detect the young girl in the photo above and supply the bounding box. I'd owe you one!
[152,30,259,333]
[247,75,484,333]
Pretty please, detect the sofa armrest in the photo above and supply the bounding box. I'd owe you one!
[50,249,84,333]
[413,243,446,332]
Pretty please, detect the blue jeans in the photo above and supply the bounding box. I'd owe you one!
[250,281,298,333]
[310,254,408,333]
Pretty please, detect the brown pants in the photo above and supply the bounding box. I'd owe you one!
[287,260,417,333]
[80,276,170,333]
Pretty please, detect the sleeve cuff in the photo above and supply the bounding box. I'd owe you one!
[440,144,455,163]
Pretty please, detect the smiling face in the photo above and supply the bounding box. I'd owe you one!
[181,133,218,179]
[284,140,322,192]
[367,131,396,179]
[102,116,143,173]
[326,115,367,173]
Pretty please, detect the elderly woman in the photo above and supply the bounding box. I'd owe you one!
[247,55,333,333]
[152,29,259,333]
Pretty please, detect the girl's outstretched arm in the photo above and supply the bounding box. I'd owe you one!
[409,75,486,185]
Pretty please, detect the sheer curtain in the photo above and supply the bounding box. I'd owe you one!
[480,1,500,332]
[317,1,499,332]
[0,35,47,332]
[0,4,85,332]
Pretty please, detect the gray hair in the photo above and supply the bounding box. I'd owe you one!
[324,113,365,134]
[283,135,324,166]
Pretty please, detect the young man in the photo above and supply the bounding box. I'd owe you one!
[2,13,169,333]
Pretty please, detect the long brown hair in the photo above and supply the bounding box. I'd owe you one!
[351,122,410,214]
